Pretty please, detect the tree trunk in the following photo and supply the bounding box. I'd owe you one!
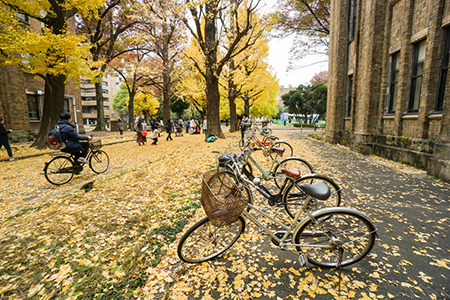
[244,94,250,116]
[205,72,224,138]
[128,92,135,130]
[228,83,238,133]
[94,81,106,131]
[31,74,66,149]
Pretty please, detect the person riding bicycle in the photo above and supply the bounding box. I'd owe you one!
[57,112,92,164]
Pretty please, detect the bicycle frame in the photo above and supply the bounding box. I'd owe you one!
[243,148,287,181]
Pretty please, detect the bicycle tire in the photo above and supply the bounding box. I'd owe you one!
[269,141,294,160]
[89,150,109,174]
[177,216,245,263]
[272,157,314,189]
[282,174,341,218]
[44,156,75,185]
[294,208,376,268]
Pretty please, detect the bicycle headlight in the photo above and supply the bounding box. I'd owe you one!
[218,154,233,168]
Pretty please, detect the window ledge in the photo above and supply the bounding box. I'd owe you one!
[402,114,418,120]
[428,113,442,120]
[383,114,395,119]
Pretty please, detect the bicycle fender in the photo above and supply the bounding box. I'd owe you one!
[292,207,375,238]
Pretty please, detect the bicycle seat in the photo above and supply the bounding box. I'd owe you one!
[270,147,285,154]
[280,168,301,178]
[267,135,278,140]
[297,182,331,200]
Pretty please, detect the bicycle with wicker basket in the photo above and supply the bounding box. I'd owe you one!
[178,160,377,268]
[44,139,109,185]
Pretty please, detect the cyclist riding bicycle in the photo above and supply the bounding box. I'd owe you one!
[57,112,92,164]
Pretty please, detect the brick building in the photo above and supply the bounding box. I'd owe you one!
[0,14,83,142]
[327,0,450,182]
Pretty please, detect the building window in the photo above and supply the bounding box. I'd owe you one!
[388,52,400,113]
[436,28,450,112]
[27,94,40,120]
[81,88,96,93]
[64,98,70,113]
[409,40,426,113]
[82,96,96,101]
[102,89,109,94]
[102,81,108,87]
[348,0,357,40]
[346,76,353,117]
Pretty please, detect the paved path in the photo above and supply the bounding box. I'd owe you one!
[171,131,450,300]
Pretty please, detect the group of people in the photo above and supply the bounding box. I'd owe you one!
[1,112,250,163]
[135,117,181,146]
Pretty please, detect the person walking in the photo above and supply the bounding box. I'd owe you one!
[150,119,161,145]
[0,117,15,161]
[136,117,147,146]
[117,118,124,139]
[165,118,173,141]
[239,114,250,141]
[185,119,190,133]
[57,112,92,163]
[189,118,196,135]
[202,115,208,137]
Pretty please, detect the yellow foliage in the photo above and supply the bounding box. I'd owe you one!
[134,92,160,116]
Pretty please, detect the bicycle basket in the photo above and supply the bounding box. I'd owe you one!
[89,140,102,150]
[201,169,248,227]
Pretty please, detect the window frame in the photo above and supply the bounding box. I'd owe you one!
[388,52,400,113]
[408,40,426,113]
[346,75,353,117]
[436,28,450,112]
[27,94,41,120]
[348,0,357,41]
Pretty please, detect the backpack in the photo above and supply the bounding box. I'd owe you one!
[205,135,216,143]
[48,125,66,150]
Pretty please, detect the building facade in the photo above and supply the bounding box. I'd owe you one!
[0,15,83,142]
[327,0,450,182]
[80,75,120,125]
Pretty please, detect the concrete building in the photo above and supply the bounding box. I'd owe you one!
[80,75,120,125]
[0,14,83,142]
[327,0,450,182]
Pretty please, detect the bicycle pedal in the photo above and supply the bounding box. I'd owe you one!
[298,252,307,266]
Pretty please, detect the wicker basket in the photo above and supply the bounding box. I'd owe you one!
[89,140,102,150]
[201,170,248,227]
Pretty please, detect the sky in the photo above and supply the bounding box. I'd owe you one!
[267,37,329,88]
[260,1,329,88]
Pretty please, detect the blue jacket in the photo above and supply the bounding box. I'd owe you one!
[57,119,89,153]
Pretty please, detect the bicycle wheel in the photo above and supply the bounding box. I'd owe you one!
[89,150,109,174]
[282,174,341,218]
[273,157,314,189]
[294,208,376,268]
[44,156,75,185]
[269,141,294,160]
[177,216,245,263]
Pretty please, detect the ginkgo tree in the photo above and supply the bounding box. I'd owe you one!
[76,0,140,131]
[183,0,263,138]
[0,0,104,148]
[133,0,187,123]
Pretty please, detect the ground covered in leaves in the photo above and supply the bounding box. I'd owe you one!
[0,128,449,299]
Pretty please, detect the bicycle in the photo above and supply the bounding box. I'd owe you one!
[44,140,109,185]
[177,167,377,268]
[219,149,341,217]
[239,128,293,160]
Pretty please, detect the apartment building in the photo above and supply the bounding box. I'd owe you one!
[80,75,120,125]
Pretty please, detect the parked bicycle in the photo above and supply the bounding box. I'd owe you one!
[44,140,109,185]
[218,149,341,216]
[239,128,293,160]
[178,167,377,268]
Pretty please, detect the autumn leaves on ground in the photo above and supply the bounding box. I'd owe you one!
[1,129,449,299]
